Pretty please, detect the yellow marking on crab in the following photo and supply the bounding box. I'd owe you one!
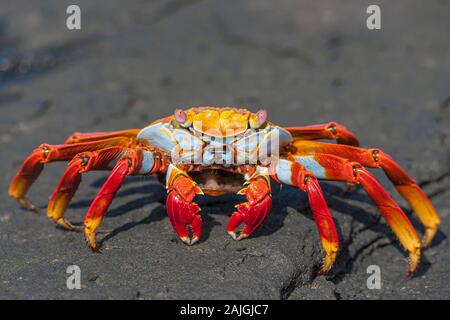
[166,164,181,189]
[396,185,441,248]
[191,107,250,137]
[249,113,259,129]
[318,237,339,274]
[84,216,103,250]
[84,215,102,232]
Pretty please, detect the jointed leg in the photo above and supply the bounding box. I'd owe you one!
[165,164,203,245]
[8,137,132,212]
[227,167,272,240]
[83,147,165,251]
[285,122,360,146]
[274,159,339,274]
[294,153,421,275]
[64,129,141,144]
[292,140,440,248]
[47,146,126,231]
[84,158,131,251]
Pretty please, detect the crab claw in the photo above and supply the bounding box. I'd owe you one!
[228,211,244,240]
[165,165,204,245]
[227,197,272,240]
[227,176,272,240]
[166,191,202,245]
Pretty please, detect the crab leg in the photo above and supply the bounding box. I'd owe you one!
[274,159,339,274]
[227,167,272,241]
[292,140,440,248]
[83,148,164,251]
[293,153,421,276]
[285,122,360,146]
[8,137,132,212]
[47,146,126,231]
[64,129,141,144]
[165,164,204,245]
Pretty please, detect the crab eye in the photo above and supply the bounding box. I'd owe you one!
[257,109,267,125]
[174,109,187,123]
[174,109,193,128]
[249,109,268,128]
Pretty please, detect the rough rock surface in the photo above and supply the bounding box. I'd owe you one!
[0,0,448,299]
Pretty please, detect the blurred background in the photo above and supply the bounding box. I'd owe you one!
[0,0,449,299]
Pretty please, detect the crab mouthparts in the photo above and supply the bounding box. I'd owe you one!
[189,169,244,196]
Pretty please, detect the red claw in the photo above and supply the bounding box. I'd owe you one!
[165,165,203,244]
[166,191,202,245]
[227,177,272,240]
[228,196,272,240]
[227,212,244,239]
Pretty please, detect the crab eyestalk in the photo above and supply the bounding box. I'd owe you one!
[174,109,192,128]
[249,109,267,128]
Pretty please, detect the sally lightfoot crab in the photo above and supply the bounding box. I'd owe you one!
[9,106,440,275]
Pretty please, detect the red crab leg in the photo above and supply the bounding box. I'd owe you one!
[292,140,440,248]
[285,122,360,146]
[47,146,126,231]
[166,164,204,245]
[83,148,165,251]
[64,129,141,144]
[227,168,272,240]
[292,152,421,276]
[273,159,339,274]
[8,137,132,212]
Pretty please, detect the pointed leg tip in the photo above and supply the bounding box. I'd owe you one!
[190,236,200,245]
[315,264,331,276]
[407,251,420,278]
[16,197,39,214]
[315,252,336,276]
[315,269,327,277]
[31,206,40,214]
[88,242,102,253]
[55,218,81,233]
[180,236,199,246]
[421,228,437,250]
[406,263,419,279]
[228,231,239,240]
[85,233,101,253]
[237,233,249,240]
[228,231,249,241]
[406,270,415,279]
[65,226,82,233]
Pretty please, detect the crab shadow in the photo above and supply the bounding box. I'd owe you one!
[70,175,445,278]
[99,205,167,246]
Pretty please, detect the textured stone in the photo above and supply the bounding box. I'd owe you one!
[0,0,449,299]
